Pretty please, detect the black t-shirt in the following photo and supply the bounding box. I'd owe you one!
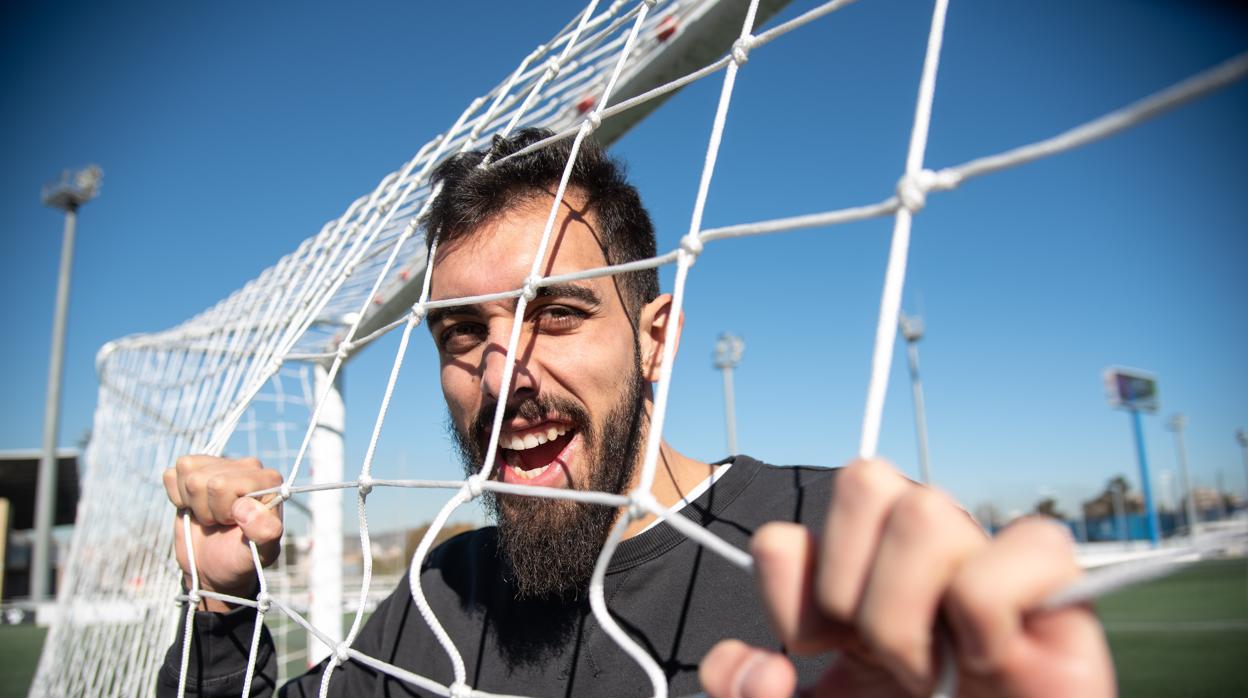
[159,456,838,697]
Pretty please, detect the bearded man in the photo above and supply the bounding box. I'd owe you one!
[159,130,1113,697]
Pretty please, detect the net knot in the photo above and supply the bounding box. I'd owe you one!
[186,591,202,607]
[521,275,541,302]
[335,342,352,361]
[268,357,284,374]
[466,474,485,499]
[409,303,426,324]
[255,591,271,614]
[643,0,659,8]
[679,233,704,259]
[544,57,562,80]
[357,473,374,497]
[278,484,292,502]
[584,111,602,132]
[731,36,754,66]
[333,642,350,666]
[896,169,936,213]
[449,682,472,698]
[628,490,658,521]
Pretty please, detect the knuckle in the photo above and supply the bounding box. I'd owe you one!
[889,487,950,539]
[1016,516,1076,554]
[236,456,263,470]
[183,472,204,496]
[837,458,895,500]
[204,474,228,499]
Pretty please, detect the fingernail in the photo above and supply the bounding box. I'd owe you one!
[730,650,766,698]
[234,498,256,525]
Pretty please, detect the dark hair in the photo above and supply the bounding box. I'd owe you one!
[424,128,659,318]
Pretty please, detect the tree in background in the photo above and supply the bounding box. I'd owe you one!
[1033,497,1066,520]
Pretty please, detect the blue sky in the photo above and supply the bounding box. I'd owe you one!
[3,0,1246,533]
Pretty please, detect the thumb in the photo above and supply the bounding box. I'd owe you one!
[232,496,283,545]
[701,640,797,698]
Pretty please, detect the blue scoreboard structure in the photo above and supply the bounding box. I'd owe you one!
[1104,367,1161,545]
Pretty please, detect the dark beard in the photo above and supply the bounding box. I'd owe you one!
[448,366,647,600]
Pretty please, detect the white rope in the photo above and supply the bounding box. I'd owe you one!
[857,0,949,460]
[37,1,1248,697]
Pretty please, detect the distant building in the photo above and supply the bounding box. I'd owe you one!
[0,449,80,602]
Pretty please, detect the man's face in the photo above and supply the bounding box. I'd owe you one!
[428,192,652,597]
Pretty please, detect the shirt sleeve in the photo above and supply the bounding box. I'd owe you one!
[156,606,277,697]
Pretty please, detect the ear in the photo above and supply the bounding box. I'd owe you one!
[638,294,683,383]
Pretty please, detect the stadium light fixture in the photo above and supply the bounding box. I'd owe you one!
[713,332,744,456]
[32,165,103,602]
[41,165,102,212]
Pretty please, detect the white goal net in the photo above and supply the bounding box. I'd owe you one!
[32,0,1246,696]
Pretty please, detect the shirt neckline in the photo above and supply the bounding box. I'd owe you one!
[605,455,763,573]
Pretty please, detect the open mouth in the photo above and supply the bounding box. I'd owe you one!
[498,423,577,483]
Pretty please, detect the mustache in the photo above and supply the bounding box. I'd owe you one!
[464,394,593,459]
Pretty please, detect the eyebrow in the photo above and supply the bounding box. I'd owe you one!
[426,282,602,330]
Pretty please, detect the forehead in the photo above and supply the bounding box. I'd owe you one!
[429,193,610,300]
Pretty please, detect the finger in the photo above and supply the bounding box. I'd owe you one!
[175,454,226,522]
[162,468,183,507]
[752,522,854,654]
[233,496,284,548]
[700,639,797,698]
[205,467,281,525]
[178,456,267,525]
[1016,605,1115,697]
[856,487,987,692]
[816,458,912,621]
[945,517,1090,675]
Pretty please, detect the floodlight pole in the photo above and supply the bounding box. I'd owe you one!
[1166,415,1200,544]
[1236,428,1248,505]
[713,333,744,456]
[33,165,101,602]
[899,312,932,485]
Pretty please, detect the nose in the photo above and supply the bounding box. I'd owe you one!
[480,336,541,405]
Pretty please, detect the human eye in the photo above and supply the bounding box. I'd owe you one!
[438,322,486,353]
[533,305,588,333]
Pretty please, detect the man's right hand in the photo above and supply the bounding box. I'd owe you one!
[163,455,284,612]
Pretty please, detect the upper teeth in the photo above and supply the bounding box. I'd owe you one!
[503,425,568,451]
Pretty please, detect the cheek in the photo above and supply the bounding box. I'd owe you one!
[548,333,636,401]
[440,365,478,423]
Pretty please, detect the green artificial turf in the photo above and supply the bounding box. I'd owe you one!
[1099,557,1248,697]
[0,624,47,698]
